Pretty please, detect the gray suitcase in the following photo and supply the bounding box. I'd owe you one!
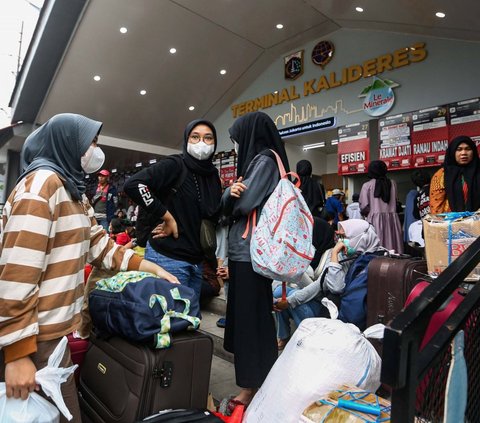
[79,331,213,423]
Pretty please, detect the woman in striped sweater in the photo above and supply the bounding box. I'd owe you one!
[0,114,178,422]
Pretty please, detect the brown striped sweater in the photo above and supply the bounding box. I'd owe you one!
[0,170,142,363]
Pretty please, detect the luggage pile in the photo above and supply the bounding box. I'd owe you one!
[72,271,214,423]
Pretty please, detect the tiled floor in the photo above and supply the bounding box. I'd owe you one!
[201,299,239,402]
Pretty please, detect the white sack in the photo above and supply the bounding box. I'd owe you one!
[244,316,383,423]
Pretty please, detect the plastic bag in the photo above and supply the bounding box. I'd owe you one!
[0,386,59,423]
[0,336,77,422]
[244,301,385,423]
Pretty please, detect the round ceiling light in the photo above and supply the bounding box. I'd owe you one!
[120,27,128,34]
[188,106,195,111]
[140,90,147,95]
[355,7,364,12]
[276,24,284,29]
[435,12,446,18]
[93,75,101,81]
[220,69,227,75]
[169,48,177,54]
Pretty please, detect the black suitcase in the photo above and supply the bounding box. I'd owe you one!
[79,331,213,423]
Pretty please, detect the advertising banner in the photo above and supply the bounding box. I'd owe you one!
[411,106,449,168]
[214,150,237,187]
[448,98,480,154]
[378,113,413,170]
[337,122,369,175]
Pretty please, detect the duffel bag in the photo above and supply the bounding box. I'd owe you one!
[89,271,201,348]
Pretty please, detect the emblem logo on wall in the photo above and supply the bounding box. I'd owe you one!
[284,50,304,80]
[311,40,334,68]
[359,77,399,117]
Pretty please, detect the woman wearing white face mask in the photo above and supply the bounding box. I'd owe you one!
[124,120,222,303]
[0,114,179,422]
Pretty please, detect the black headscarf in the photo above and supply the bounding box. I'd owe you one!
[367,160,391,204]
[229,112,289,177]
[443,135,480,212]
[296,160,322,214]
[19,113,102,201]
[311,216,335,269]
[182,119,222,216]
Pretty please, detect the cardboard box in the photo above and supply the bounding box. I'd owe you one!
[423,212,480,281]
[300,385,391,423]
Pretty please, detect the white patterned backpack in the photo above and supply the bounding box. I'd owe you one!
[247,150,315,283]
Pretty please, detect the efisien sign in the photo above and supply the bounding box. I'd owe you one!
[231,42,427,118]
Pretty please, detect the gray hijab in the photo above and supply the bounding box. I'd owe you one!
[339,219,381,253]
[19,113,103,201]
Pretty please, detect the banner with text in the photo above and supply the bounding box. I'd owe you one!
[338,122,370,175]
[411,106,449,168]
[378,113,413,170]
[448,98,480,154]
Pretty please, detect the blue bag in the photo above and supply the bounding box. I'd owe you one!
[89,271,201,348]
[338,253,379,331]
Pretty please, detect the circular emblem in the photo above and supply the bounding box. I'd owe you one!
[311,40,334,68]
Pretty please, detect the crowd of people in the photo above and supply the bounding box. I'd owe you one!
[0,109,479,420]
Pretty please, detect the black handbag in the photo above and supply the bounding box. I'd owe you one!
[200,219,217,260]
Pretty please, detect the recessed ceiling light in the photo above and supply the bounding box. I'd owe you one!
[435,11,446,18]
[220,69,227,75]
[355,7,364,12]
[169,47,177,54]
[119,27,128,34]
[188,106,195,111]
[140,90,147,95]
[273,90,278,94]
[93,75,101,81]
[276,24,284,29]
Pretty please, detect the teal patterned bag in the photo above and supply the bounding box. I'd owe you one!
[89,271,201,348]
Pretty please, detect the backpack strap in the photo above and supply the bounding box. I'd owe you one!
[268,149,301,188]
[241,208,257,239]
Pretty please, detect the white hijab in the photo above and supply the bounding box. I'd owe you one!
[338,219,381,253]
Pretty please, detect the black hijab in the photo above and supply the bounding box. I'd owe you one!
[443,135,480,212]
[229,112,289,177]
[182,119,222,217]
[296,160,322,214]
[367,160,391,204]
[311,216,335,269]
[19,113,102,201]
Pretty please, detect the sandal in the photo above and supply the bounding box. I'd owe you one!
[218,397,247,416]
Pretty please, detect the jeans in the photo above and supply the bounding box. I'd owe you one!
[145,242,203,302]
[273,285,325,340]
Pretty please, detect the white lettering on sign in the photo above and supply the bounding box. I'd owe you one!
[138,183,154,206]
[340,151,366,163]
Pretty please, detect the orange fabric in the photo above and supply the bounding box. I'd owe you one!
[126,254,143,271]
[4,335,37,363]
[429,168,451,214]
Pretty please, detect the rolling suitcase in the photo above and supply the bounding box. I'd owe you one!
[78,331,213,423]
[366,256,427,356]
[67,332,89,385]
[367,256,427,327]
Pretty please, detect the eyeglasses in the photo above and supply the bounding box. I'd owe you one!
[189,134,215,144]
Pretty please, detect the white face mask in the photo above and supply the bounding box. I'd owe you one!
[233,141,239,154]
[187,141,214,161]
[81,145,105,174]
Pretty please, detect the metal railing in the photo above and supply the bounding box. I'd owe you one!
[382,236,480,422]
